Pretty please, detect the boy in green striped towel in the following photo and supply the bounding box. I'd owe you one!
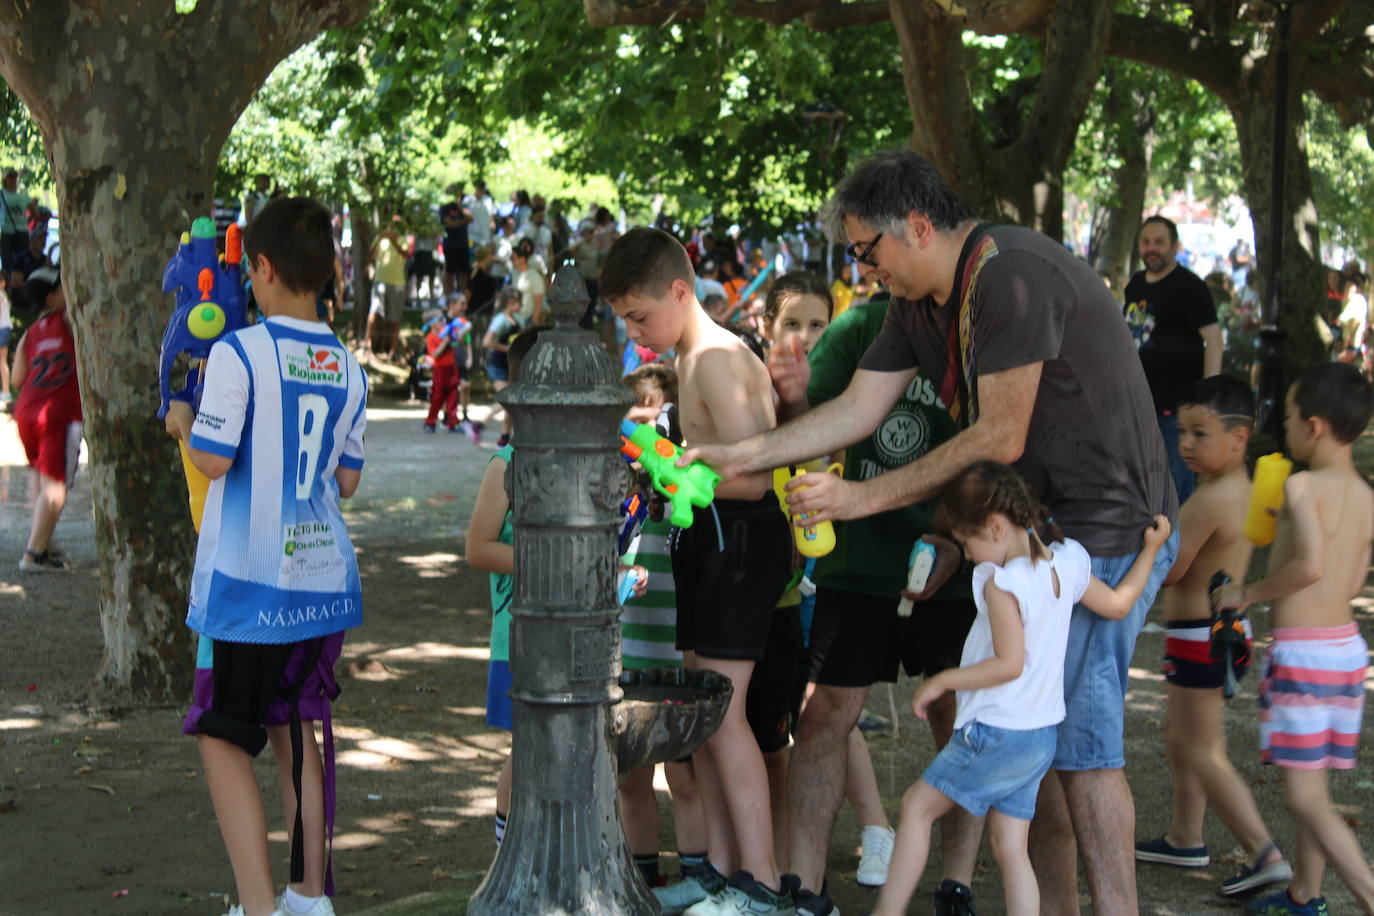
[616,365,715,914]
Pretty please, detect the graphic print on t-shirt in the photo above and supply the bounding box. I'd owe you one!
[1123,299,1156,349]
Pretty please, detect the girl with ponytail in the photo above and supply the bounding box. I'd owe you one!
[873,461,1171,916]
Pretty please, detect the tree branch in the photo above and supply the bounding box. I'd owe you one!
[1103,13,1245,104]
[803,2,890,30]
[585,0,840,27]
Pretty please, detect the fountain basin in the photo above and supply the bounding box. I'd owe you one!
[611,668,733,773]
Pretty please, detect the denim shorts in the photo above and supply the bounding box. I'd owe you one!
[0,326,11,349]
[922,721,1057,820]
[1055,529,1179,770]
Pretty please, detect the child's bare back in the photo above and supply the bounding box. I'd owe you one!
[677,322,777,499]
[1163,468,1253,621]
[1270,467,1374,629]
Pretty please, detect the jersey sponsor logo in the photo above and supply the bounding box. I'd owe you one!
[279,339,346,386]
[255,597,358,628]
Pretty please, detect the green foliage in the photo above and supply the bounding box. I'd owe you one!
[1307,94,1374,261]
[0,83,51,193]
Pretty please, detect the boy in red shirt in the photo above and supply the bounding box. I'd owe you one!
[11,267,81,571]
[422,293,475,436]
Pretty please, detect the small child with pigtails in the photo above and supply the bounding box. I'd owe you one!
[871,461,1172,916]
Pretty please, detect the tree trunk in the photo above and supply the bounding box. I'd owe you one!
[1230,74,1327,382]
[887,0,1112,238]
[350,202,374,346]
[0,0,368,703]
[1093,72,1151,290]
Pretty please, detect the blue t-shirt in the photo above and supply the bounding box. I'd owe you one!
[187,316,368,643]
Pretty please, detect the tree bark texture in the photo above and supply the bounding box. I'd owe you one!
[889,0,1114,238]
[0,0,368,702]
[1092,70,1151,290]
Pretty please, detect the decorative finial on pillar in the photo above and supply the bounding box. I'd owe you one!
[546,264,590,325]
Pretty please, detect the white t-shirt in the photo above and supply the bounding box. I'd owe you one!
[0,289,10,330]
[187,316,368,644]
[467,194,494,245]
[522,223,554,266]
[954,539,1091,731]
[516,268,547,321]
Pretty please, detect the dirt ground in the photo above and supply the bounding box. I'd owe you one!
[3,393,1374,916]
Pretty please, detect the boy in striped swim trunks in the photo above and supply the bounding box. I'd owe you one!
[1214,363,1374,916]
[1135,376,1292,897]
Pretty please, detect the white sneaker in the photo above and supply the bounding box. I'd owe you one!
[276,893,336,916]
[223,907,286,916]
[655,875,713,915]
[856,824,896,886]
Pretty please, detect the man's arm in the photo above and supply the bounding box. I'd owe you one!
[1200,322,1222,377]
[783,361,1042,524]
[681,364,914,484]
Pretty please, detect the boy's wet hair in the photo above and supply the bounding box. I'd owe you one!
[624,364,679,406]
[599,227,694,303]
[1178,374,1255,430]
[243,197,335,296]
[764,270,834,325]
[1293,362,1374,445]
[936,460,1064,562]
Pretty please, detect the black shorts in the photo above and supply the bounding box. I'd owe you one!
[412,250,437,278]
[445,248,471,276]
[1163,617,1251,689]
[746,606,805,753]
[196,640,298,756]
[809,588,975,687]
[670,495,792,660]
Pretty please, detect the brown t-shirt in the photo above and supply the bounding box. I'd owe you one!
[859,224,1177,556]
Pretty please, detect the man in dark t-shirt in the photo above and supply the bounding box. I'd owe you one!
[438,184,472,296]
[684,151,1178,916]
[1123,215,1222,504]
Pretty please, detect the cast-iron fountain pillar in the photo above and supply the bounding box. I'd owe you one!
[467,266,655,915]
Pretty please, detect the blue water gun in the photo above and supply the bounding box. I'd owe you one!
[157,217,248,419]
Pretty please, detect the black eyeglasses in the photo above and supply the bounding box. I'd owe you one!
[846,233,883,267]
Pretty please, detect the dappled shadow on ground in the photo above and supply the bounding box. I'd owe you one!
[5,405,1374,914]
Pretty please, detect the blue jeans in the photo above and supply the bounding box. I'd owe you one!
[1054,529,1179,770]
[1157,411,1193,504]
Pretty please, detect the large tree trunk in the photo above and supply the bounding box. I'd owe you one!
[888,0,1112,238]
[1092,70,1152,289]
[1230,64,1327,383]
[0,0,368,703]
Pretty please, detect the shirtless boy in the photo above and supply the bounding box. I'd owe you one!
[1216,363,1374,916]
[1135,375,1291,898]
[602,228,794,916]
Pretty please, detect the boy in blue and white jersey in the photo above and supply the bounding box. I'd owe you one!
[169,197,366,916]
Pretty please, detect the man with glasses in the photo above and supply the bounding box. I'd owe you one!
[683,151,1178,916]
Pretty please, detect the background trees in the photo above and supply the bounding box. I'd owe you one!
[1,0,1370,699]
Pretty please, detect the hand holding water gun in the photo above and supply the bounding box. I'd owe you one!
[158,217,248,531]
[619,420,720,528]
[1208,570,1249,700]
[158,217,248,420]
[773,462,842,557]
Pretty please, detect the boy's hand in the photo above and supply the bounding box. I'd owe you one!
[617,563,650,599]
[164,400,194,442]
[767,336,811,407]
[1143,514,1172,550]
[912,674,948,720]
[1212,583,1250,614]
[899,534,962,602]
